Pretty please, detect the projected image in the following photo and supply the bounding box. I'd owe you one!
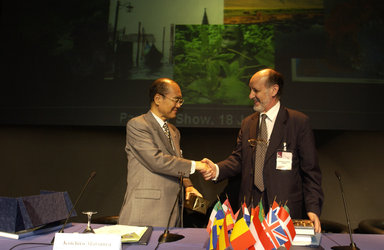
[105,0,223,80]
[174,24,274,105]
[2,0,383,129]
[305,0,384,82]
[2,0,109,83]
[223,0,384,83]
[224,0,323,24]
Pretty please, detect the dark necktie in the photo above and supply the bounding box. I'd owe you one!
[162,122,172,145]
[254,114,268,191]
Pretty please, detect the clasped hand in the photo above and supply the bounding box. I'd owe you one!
[196,158,217,180]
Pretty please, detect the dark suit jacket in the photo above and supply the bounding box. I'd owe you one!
[217,105,323,219]
[118,111,193,227]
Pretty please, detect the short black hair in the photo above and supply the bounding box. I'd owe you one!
[149,78,171,104]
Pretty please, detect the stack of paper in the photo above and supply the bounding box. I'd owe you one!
[94,225,148,243]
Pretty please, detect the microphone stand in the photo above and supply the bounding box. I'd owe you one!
[51,171,96,244]
[158,176,185,243]
[331,171,359,250]
[180,176,184,228]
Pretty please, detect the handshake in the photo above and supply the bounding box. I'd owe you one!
[195,158,217,181]
[184,158,217,201]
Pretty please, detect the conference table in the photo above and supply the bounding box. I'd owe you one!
[1,223,384,250]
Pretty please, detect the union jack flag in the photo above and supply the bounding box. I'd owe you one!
[262,206,288,249]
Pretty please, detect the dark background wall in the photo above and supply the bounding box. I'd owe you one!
[1,125,383,230]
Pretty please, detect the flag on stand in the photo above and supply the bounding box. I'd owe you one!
[206,197,297,250]
[283,203,290,214]
[271,200,280,214]
[207,206,226,250]
[249,206,275,250]
[207,223,219,250]
[223,198,235,221]
[207,200,222,233]
[251,205,260,223]
[222,198,235,230]
[230,209,256,250]
[242,202,251,226]
[225,209,235,231]
[248,202,254,224]
[251,206,256,221]
[258,199,265,223]
[262,205,288,249]
[217,215,230,250]
[215,207,226,231]
[277,205,296,250]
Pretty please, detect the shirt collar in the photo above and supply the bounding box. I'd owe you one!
[151,111,166,127]
[262,101,280,122]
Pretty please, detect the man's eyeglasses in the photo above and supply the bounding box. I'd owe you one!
[160,94,184,105]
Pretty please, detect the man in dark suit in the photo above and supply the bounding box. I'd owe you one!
[202,69,324,232]
[118,78,210,227]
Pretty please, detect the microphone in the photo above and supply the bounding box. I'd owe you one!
[331,171,359,250]
[51,171,96,244]
[158,176,184,243]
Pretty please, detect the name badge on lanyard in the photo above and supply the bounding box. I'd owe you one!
[276,142,292,170]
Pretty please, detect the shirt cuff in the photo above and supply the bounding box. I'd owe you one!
[212,164,219,181]
[190,161,196,174]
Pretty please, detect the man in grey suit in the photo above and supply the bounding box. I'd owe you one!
[118,78,210,227]
[202,69,324,233]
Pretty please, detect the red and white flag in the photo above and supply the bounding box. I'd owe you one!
[277,205,296,249]
[249,206,275,250]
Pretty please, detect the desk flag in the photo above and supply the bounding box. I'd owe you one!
[205,197,294,250]
[207,201,222,234]
[222,198,235,230]
[258,199,265,223]
[277,205,296,250]
[207,204,225,250]
[230,209,256,250]
[242,202,251,226]
[217,216,230,250]
[222,198,235,222]
[262,204,288,249]
[249,205,275,250]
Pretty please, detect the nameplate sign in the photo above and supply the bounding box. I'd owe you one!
[53,233,121,250]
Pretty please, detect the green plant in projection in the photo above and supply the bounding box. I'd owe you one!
[174,25,223,104]
[174,25,274,105]
[242,25,275,71]
[215,60,252,105]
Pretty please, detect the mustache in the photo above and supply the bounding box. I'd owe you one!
[252,97,261,103]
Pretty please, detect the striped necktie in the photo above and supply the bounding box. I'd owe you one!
[162,122,172,145]
[254,114,268,191]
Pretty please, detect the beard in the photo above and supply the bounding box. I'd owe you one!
[253,104,265,112]
[252,96,270,113]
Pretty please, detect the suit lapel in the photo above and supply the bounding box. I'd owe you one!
[249,113,259,164]
[168,125,181,157]
[249,113,259,140]
[265,105,287,162]
[144,111,176,155]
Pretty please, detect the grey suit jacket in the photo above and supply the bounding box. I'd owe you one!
[118,111,192,227]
